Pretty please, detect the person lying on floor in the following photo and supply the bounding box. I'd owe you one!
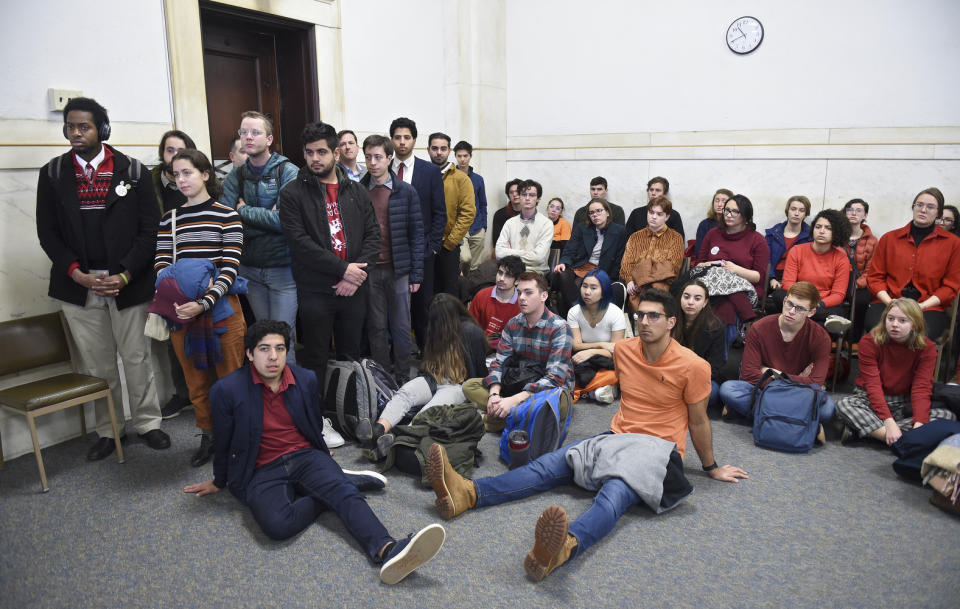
[182,320,445,585]
[462,271,573,432]
[427,288,747,581]
[835,298,957,445]
[718,281,836,442]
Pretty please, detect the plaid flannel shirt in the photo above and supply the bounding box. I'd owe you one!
[485,309,574,393]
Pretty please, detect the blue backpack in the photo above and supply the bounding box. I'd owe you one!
[750,369,827,453]
[499,387,573,465]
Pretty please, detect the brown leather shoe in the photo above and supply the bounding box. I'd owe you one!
[524,506,578,581]
[427,443,476,519]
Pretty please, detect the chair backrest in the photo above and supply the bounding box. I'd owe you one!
[0,312,72,377]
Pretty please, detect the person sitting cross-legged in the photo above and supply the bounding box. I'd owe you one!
[835,298,957,445]
[183,320,446,585]
[461,271,573,432]
[718,281,836,442]
[427,288,747,581]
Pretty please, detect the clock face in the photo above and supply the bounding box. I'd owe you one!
[727,16,763,55]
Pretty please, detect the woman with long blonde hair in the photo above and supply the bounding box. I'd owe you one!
[835,298,956,445]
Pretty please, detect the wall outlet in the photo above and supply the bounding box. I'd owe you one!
[48,88,83,112]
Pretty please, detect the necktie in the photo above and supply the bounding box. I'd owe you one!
[85,163,94,182]
[397,162,405,181]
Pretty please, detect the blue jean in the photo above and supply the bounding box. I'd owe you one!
[709,381,721,409]
[473,436,640,558]
[719,379,836,421]
[239,264,298,363]
[367,266,414,380]
[244,448,392,558]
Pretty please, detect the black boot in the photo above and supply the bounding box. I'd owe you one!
[190,433,214,467]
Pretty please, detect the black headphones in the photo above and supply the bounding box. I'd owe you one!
[63,120,111,142]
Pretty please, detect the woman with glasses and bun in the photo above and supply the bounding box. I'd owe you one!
[866,187,960,339]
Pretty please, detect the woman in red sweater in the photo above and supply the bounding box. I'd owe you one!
[835,298,956,445]
[779,209,851,327]
[866,187,960,339]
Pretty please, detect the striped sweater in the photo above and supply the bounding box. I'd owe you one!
[155,199,243,310]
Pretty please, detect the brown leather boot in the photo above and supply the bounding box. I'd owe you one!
[427,443,477,519]
[524,506,578,581]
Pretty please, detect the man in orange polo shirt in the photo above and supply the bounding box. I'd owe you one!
[427,288,747,581]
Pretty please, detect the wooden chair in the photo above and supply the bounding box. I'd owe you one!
[0,312,124,492]
[934,297,960,382]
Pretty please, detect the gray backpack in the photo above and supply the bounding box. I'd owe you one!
[323,358,398,441]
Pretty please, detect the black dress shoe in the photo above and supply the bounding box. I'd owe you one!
[161,396,191,419]
[138,429,171,450]
[191,434,215,467]
[87,435,125,461]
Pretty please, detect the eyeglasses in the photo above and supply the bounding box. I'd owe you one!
[783,299,810,314]
[588,209,606,216]
[634,311,665,322]
[238,128,265,138]
[845,208,865,215]
[722,208,741,216]
[913,202,937,212]
[940,217,955,226]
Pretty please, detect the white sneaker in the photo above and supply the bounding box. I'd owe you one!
[323,417,346,448]
[379,523,446,585]
[824,315,852,335]
[594,385,619,404]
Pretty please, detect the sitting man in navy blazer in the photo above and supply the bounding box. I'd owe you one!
[390,116,447,353]
[183,320,445,585]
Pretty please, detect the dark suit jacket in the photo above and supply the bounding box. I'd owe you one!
[36,145,159,309]
[411,157,447,256]
[560,222,627,278]
[211,363,329,504]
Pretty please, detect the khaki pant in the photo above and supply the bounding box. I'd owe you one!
[170,295,247,430]
[460,229,486,274]
[462,377,489,411]
[61,294,161,438]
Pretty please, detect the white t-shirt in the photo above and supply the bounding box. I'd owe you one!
[567,303,626,344]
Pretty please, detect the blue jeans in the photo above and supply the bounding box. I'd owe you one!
[244,448,392,558]
[719,380,836,421]
[473,436,640,558]
[367,266,414,380]
[239,264,298,363]
[709,381,721,409]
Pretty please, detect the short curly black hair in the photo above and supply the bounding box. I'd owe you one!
[244,320,292,352]
[811,209,851,247]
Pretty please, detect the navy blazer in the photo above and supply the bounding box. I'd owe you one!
[210,363,328,504]
[411,157,447,256]
[559,221,627,278]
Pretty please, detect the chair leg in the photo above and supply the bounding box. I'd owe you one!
[78,402,87,440]
[105,393,125,464]
[831,335,845,392]
[0,426,5,468]
[26,413,49,493]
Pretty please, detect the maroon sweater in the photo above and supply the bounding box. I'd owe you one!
[697,227,770,299]
[740,314,831,386]
[855,332,937,423]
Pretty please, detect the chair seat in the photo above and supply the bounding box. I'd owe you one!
[0,373,108,412]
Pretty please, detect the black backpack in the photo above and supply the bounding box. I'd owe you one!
[323,358,398,441]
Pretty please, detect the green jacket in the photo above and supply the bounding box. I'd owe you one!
[372,402,484,485]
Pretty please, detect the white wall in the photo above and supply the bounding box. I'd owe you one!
[506,0,960,135]
[503,1,960,239]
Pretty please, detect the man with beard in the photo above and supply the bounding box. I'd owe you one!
[278,122,380,395]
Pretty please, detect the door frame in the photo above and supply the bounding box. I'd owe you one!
[162,0,343,157]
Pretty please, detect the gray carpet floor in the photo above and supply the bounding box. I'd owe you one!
[2,365,959,608]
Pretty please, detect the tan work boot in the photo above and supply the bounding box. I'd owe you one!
[427,443,477,520]
[524,506,578,581]
[815,424,826,445]
[483,414,506,433]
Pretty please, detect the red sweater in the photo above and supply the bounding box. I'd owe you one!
[855,333,937,423]
[740,314,831,386]
[866,222,960,312]
[782,243,850,307]
[468,285,520,349]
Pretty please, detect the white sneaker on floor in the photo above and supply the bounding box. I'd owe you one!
[824,315,852,335]
[593,385,619,404]
[323,417,346,448]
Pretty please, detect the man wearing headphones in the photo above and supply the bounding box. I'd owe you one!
[36,97,170,461]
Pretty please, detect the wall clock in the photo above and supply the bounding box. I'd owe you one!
[727,16,763,55]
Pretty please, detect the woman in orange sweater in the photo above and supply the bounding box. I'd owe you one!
[778,209,851,328]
